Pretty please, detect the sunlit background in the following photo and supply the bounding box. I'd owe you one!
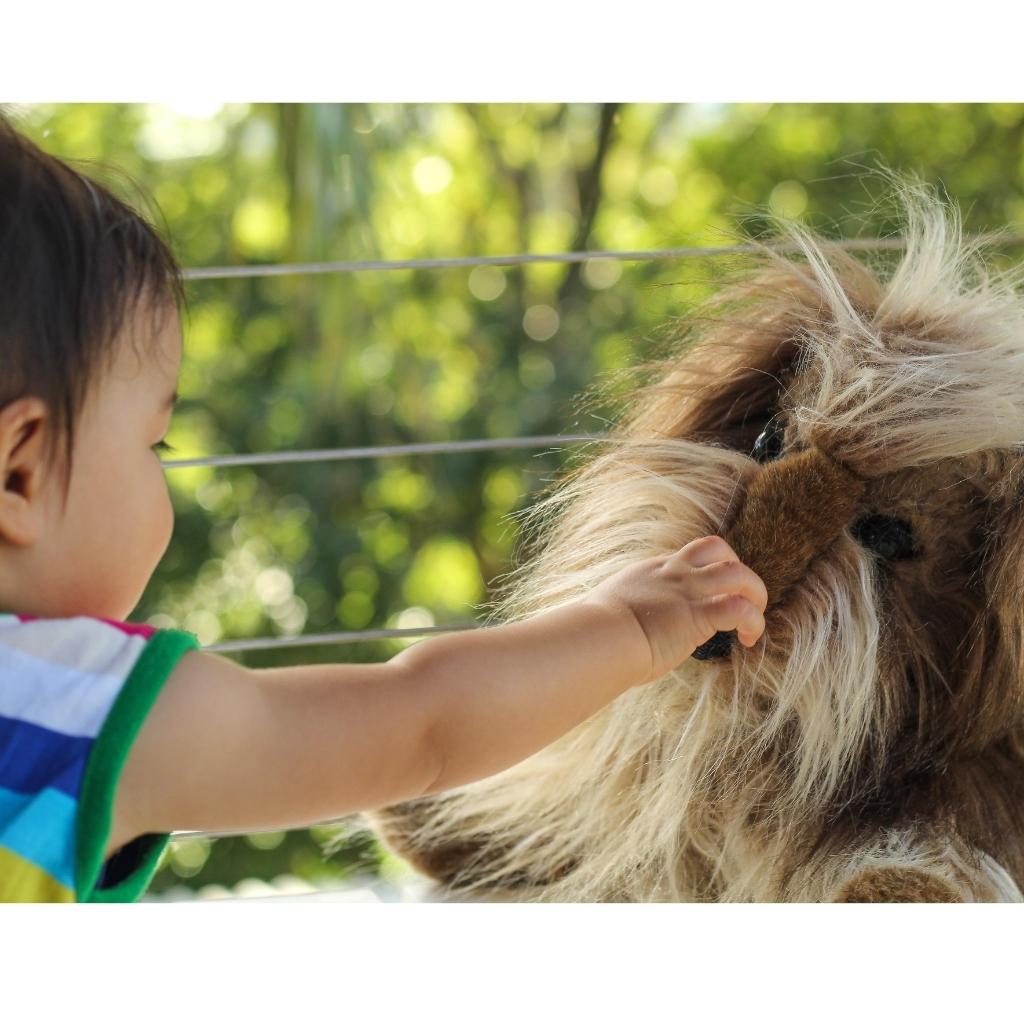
[8,102,1024,898]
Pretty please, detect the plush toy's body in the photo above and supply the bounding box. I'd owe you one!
[372,182,1024,901]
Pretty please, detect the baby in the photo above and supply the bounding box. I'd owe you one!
[0,115,766,902]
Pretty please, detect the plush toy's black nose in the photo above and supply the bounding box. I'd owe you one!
[691,629,736,660]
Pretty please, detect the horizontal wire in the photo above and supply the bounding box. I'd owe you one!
[160,433,606,471]
[171,820,352,843]
[179,234,1024,281]
[179,238,900,282]
[206,620,479,654]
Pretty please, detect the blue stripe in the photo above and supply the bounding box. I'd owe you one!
[0,714,90,798]
[0,784,77,889]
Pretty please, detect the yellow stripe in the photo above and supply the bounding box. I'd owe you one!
[0,844,74,902]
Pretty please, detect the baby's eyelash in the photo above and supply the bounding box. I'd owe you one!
[153,440,176,453]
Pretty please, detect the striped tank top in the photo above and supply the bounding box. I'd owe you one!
[0,613,199,902]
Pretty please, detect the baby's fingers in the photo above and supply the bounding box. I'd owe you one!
[690,559,769,614]
[699,593,765,648]
[677,535,741,569]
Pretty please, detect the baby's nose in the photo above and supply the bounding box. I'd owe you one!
[691,447,867,661]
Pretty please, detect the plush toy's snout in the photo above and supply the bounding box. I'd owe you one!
[692,443,868,660]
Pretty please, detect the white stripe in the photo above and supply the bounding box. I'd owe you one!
[0,632,143,738]
[0,616,146,677]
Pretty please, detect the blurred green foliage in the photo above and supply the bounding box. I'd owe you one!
[10,102,1024,894]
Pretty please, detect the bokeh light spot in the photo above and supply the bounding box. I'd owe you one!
[468,265,507,301]
[582,259,623,290]
[413,155,453,195]
[523,304,560,341]
[769,180,809,219]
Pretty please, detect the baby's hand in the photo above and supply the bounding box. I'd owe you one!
[584,536,768,683]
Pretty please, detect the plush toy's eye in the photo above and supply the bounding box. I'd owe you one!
[851,514,915,561]
[751,417,785,464]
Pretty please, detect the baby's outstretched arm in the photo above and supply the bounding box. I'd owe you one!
[109,535,765,856]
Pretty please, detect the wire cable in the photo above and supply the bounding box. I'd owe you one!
[179,238,900,281]
[180,234,1024,281]
[206,621,478,654]
[161,433,606,471]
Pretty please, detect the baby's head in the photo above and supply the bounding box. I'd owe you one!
[0,115,185,620]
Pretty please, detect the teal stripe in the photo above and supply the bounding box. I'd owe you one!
[0,784,76,889]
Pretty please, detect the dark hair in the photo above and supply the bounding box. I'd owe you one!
[0,110,185,499]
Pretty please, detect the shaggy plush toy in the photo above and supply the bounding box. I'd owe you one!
[371,180,1024,902]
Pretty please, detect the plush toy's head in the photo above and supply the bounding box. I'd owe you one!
[374,179,1024,901]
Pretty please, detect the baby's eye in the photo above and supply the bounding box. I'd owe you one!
[152,440,175,454]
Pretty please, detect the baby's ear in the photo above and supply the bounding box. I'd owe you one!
[0,396,52,546]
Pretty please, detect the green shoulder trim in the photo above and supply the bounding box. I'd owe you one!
[76,628,201,903]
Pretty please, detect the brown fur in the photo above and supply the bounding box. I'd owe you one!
[836,868,963,903]
[370,178,1024,902]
